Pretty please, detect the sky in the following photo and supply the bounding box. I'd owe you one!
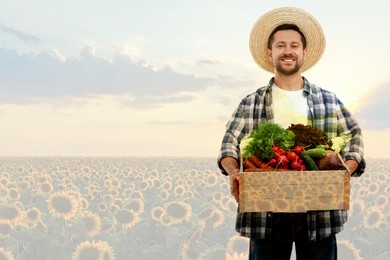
[0,0,389,158]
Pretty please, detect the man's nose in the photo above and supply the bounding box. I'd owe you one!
[284,46,292,54]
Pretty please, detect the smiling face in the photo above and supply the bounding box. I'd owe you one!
[267,29,307,76]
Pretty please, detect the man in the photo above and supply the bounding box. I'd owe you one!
[217,7,366,260]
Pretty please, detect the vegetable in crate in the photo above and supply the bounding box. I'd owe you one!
[287,123,328,149]
[328,135,348,154]
[317,150,344,170]
[241,122,295,161]
[300,145,326,159]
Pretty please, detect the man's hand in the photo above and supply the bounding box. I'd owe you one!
[220,156,240,202]
[229,169,240,202]
[345,159,359,176]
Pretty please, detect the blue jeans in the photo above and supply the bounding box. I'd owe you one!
[249,213,337,260]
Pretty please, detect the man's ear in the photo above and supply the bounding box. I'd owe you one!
[267,48,272,62]
[303,48,307,61]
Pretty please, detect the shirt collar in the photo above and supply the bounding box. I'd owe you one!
[265,77,313,94]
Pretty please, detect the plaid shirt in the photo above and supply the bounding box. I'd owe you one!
[218,77,366,241]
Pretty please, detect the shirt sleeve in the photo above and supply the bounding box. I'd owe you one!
[336,98,366,176]
[217,99,248,175]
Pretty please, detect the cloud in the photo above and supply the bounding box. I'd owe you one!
[354,82,390,130]
[196,59,221,66]
[0,24,41,43]
[0,46,215,106]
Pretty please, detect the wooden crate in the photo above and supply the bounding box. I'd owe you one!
[238,170,350,213]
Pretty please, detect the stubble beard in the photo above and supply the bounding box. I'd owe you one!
[275,64,300,75]
[274,55,303,76]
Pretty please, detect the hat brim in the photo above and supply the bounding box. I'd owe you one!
[249,7,326,73]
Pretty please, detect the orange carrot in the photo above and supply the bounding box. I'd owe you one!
[248,155,274,170]
[243,159,257,170]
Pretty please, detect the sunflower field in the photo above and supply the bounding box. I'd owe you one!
[0,157,389,260]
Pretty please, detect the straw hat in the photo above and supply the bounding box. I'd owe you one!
[249,7,326,73]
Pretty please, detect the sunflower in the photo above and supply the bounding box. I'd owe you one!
[367,182,380,195]
[226,200,238,214]
[114,209,140,230]
[139,180,150,191]
[208,208,225,228]
[227,235,250,255]
[349,199,366,217]
[100,217,115,235]
[71,240,115,260]
[377,220,389,231]
[357,187,369,198]
[7,188,20,201]
[174,185,186,198]
[110,178,121,189]
[164,201,192,224]
[0,205,23,224]
[81,166,90,174]
[47,191,80,220]
[79,197,90,210]
[0,187,8,202]
[37,182,54,194]
[189,168,199,177]
[0,220,12,237]
[364,206,384,229]
[159,189,170,201]
[375,195,389,208]
[129,190,143,200]
[205,174,219,187]
[25,207,42,228]
[151,206,165,222]
[18,180,31,190]
[23,175,35,187]
[212,193,222,204]
[161,181,173,190]
[126,198,144,213]
[198,207,214,221]
[0,175,10,186]
[149,168,159,179]
[0,246,15,260]
[108,189,119,197]
[337,240,362,260]
[81,211,101,237]
[97,202,108,213]
[102,194,114,203]
[112,198,124,208]
[180,241,205,260]
[109,205,120,215]
[103,179,111,188]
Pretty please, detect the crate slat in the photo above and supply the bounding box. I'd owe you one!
[238,170,350,213]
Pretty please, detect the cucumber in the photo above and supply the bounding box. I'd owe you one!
[302,155,319,170]
[301,147,326,159]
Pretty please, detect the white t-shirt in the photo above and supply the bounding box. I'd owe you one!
[272,83,308,128]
